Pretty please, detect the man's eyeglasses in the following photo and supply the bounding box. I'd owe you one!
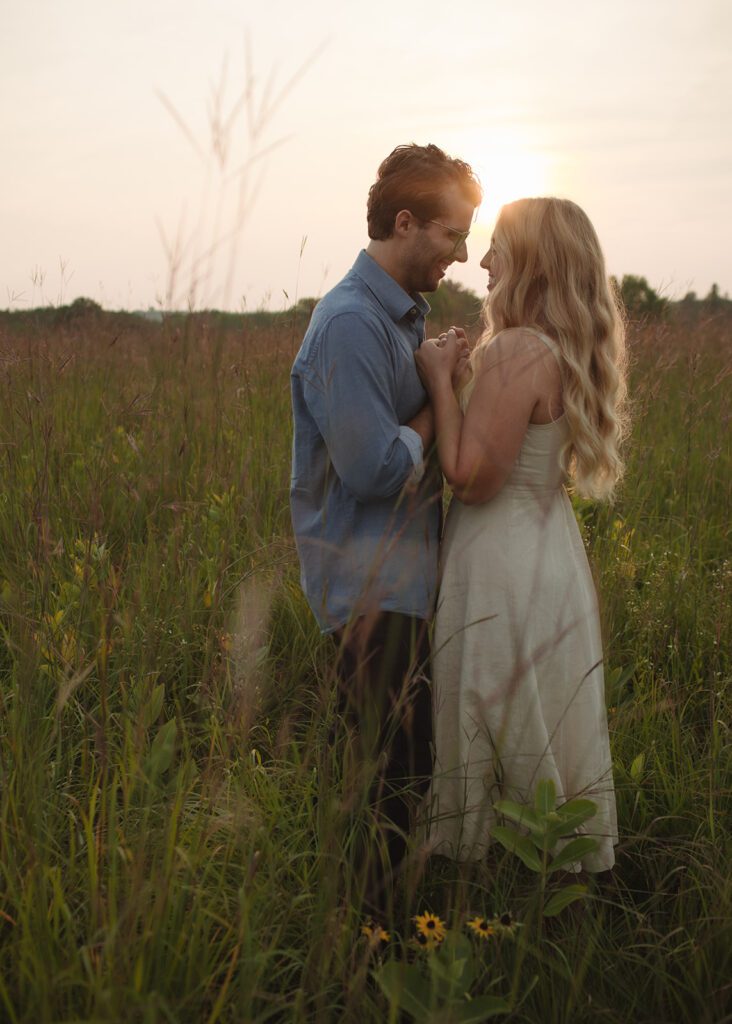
[422,218,471,254]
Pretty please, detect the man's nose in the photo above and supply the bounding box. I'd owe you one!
[453,239,469,264]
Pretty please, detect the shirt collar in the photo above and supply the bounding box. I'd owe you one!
[351,250,430,325]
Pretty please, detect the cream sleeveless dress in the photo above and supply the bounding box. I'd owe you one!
[426,330,618,871]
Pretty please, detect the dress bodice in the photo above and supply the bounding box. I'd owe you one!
[506,416,569,492]
[495,328,569,493]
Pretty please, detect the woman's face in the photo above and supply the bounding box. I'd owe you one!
[480,236,504,293]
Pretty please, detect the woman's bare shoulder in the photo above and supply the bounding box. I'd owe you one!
[479,327,555,370]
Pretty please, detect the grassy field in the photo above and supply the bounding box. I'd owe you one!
[0,306,730,1023]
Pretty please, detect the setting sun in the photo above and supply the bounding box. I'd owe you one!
[462,132,554,229]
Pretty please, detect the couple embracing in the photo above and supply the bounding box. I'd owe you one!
[290,143,626,916]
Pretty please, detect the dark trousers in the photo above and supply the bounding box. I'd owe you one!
[333,612,433,916]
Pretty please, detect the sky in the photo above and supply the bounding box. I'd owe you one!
[2,0,730,312]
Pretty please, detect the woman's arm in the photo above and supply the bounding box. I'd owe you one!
[416,328,550,504]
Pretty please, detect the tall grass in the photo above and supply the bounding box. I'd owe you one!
[0,309,730,1022]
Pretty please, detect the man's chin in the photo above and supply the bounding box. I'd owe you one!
[420,276,444,295]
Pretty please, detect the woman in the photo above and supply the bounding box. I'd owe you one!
[416,198,627,871]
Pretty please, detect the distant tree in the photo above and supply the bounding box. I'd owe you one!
[682,290,697,303]
[54,296,103,326]
[617,275,668,320]
[704,282,723,311]
[293,297,319,318]
[426,280,483,332]
[68,296,102,316]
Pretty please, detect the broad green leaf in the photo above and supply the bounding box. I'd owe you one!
[452,994,512,1021]
[546,836,599,873]
[427,951,469,1001]
[142,683,165,729]
[375,961,430,1018]
[543,884,589,917]
[146,718,177,780]
[544,799,598,843]
[493,799,543,836]
[436,932,475,994]
[555,797,598,820]
[629,752,645,781]
[606,662,635,705]
[491,826,543,872]
[535,778,557,816]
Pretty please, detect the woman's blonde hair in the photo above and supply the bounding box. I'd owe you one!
[474,197,628,500]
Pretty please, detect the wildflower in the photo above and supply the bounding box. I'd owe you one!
[467,916,495,940]
[412,932,436,952]
[492,911,519,936]
[360,921,390,947]
[413,912,446,943]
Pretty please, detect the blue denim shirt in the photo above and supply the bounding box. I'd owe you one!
[290,250,442,632]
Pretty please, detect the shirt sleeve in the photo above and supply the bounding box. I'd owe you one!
[398,426,426,482]
[298,311,424,501]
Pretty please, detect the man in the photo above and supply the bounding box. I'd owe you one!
[290,143,481,913]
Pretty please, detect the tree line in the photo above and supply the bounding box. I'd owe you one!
[1,277,730,335]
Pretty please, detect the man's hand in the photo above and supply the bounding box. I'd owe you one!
[446,326,472,392]
[416,329,463,395]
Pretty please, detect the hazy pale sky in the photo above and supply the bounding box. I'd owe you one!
[2,0,730,311]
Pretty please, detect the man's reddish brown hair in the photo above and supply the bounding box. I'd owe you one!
[367,143,482,240]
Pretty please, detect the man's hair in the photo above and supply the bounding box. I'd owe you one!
[366,143,482,240]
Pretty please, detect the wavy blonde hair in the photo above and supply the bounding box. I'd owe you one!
[473,197,628,500]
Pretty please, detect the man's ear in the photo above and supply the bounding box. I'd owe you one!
[394,209,414,238]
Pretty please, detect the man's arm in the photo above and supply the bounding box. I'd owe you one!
[405,400,435,452]
[299,312,427,501]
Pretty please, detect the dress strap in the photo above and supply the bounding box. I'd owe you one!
[523,328,563,370]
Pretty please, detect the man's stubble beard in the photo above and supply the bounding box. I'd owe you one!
[403,241,444,296]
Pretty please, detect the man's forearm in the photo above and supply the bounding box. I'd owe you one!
[406,401,435,453]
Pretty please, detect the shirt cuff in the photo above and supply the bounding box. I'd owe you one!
[398,425,425,483]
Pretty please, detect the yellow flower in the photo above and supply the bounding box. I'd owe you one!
[360,921,390,947]
[467,916,495,940]
[414,912,446,943]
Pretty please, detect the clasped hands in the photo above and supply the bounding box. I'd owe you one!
[415,326,471,395]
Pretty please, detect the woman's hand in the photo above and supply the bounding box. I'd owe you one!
[447,326,471,391]
[416,328,465,394]
[451,348,472,392]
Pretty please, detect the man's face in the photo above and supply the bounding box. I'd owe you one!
[402,183,476,294]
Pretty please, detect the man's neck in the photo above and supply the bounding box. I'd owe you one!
[365,240,414,295]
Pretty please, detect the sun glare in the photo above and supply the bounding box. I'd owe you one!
[462,134,553,229]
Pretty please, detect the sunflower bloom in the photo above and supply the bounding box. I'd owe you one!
[414,912,446,943]
[467,916,495,940]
